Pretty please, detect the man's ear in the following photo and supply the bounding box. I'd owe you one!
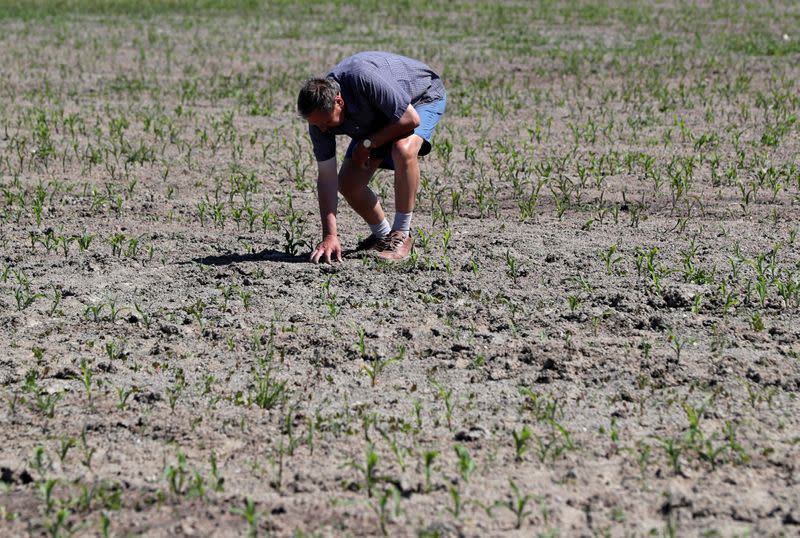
[335,94,344,107]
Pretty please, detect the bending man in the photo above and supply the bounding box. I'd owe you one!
[297,51,446,263]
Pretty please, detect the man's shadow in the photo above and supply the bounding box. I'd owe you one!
[190,247,365,266]
[191,248,306,266]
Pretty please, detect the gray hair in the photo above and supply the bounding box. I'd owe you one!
[297,77,340,118]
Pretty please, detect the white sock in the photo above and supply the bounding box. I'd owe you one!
[369,218,391,238]
[392,211,413,236]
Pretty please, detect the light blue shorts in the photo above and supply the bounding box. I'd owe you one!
[345,94,447,170]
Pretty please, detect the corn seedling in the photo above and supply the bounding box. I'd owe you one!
[371,485,399,536]
[512,425,532,462]
[230,498,261,538]
[454,444,475,483]
[253,368,287,410]
[362,346,405,387]
[446,486,463,518]
[352,443,380,497]
[423,450,439,492]
[80,359,93,402]
[431,379,457,430]
[503,480,533,529]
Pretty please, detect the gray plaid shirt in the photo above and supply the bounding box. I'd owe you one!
[309,51,445,162]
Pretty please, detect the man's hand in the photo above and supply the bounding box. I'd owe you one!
[310,234,342,264]
[352,140,370,169]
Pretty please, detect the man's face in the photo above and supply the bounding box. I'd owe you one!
[307,94,344,132]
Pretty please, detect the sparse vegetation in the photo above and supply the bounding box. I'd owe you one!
[0,0,798,536]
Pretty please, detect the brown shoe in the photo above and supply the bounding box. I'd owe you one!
[374,231,413,261]
[355,234,381,252]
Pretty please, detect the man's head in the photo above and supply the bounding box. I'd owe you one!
[298,78,344,132]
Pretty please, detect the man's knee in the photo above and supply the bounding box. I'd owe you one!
[391,137,423,165]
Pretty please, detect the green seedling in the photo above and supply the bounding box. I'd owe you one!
[253,368,286,410]
[377,427,408,471]
[423,450,439,492]
[14,283,43,311]
[116,385,137,410]
[371,485,399,536]
[58,435,76,464]
[164,450,190,496]
[656,436,683,475]
[505,249,521,282]
[106,296,126,322]
[35,390,62,418]
[667,327,693,363]
[80,427,96,469]
[362,346,405,387]
[454,444,475,483]
[503,479,533,529]
[567,294,580,312]
[133,302,153,329]
[446,485,463,518]
[601,244,623,274]
[167,369,186,411]
[105,340,125,361]
[431,380,457,430]
[29,446,50,479]
[80,359,93,401]
[230,498,261,538]
[519,388,562,423]
[210,452,225,492]
[48,285,62,317]
[353,443,380,497]
[84,302,105,321]
[534,419,575,463]
[100,512,111,538]
[512,425,532,462]
[40,478,58,514]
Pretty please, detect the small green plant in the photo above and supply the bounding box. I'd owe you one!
[230,498,261,538]
[253,368,286,410]
[79,427,96,469]
[601,244,623,274]
[512,425,532,462]
[371,485,398,536]
[57,435,76,464]
[566,294,580,312]
[446,485,463,518]
[505,249,521,282]
[80,359,93,402]
[667,327,693,363]
[362,346,405,387]
[423,450,439,492]
[750,312,765,331]
[431,380,457,430]
[454,444,475,483]
[503,479,533,529]
[353,443,380,497]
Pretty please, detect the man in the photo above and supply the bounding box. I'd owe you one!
[297,51,446,263]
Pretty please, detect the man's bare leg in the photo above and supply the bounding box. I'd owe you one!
[338,157,384,225]
[391,135,425,214]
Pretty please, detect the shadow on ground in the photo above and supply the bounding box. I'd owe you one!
[190,249,308,265]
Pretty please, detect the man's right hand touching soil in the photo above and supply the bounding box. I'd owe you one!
[310,234,342,264]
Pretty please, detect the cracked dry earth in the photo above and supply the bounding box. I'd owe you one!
[1,1,800,537]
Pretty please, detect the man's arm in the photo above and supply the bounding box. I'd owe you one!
[351,104,420,168]
[310,157,342,264]
[368,104,420,147]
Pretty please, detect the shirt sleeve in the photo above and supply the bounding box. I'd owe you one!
[356,70,410,123]
[308,124,336,162]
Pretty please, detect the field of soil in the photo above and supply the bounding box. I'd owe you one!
[1,1,799,536]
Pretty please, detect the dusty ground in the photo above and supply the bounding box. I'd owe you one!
[1,1,799,536]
